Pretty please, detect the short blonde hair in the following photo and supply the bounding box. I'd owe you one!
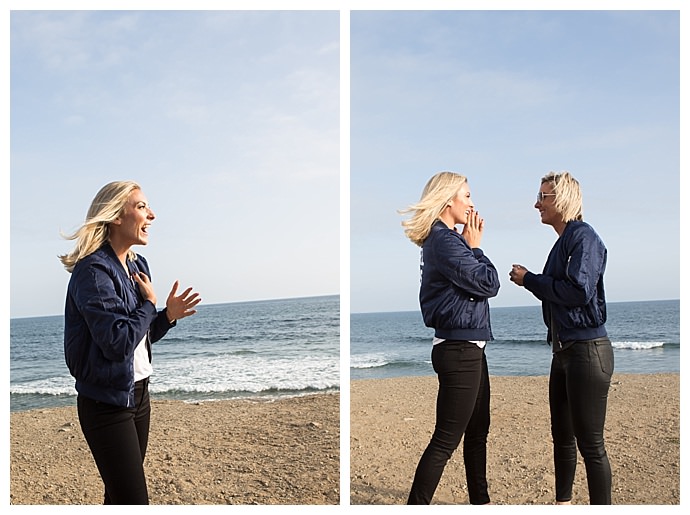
[400,171,468,246]
[542,171,583,223]
[59,181,141,272]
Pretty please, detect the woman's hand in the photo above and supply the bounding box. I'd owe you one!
[509,264,528,286]
[461,210,484,248]
[165,281,202,323]
[132,272,157,306]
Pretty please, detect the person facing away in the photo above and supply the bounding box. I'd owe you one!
[59,180,201,504]
[400,171,500,505]
[509,170,613,504]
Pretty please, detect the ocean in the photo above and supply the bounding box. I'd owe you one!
[10,297,680,413]
[10,295,340,413]
[351,299,680,381]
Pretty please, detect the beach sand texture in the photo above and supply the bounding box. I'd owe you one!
[351,373,679,505]
[9,374,680,505]
[10,393,339,505]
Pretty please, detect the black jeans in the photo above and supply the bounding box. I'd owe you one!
[549,338,614,504]
[77,378,151,504]
[407,341,491,505]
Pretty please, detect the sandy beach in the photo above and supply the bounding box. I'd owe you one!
[9,374,680,506]
[10,393,339,505]
[351,373,680,505]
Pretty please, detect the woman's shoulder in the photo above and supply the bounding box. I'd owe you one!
[72,246,116,275]
[427,221,457,240]
[565,221,606,246]
[427,223,470,254]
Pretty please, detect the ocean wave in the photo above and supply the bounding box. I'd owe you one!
[349,354,390,369]
[350,354,431,371]
[156,386,339,404]
[10,376,74,396]
[612,341,665,350]
[151,354,340,394]
[10,378,340,401]
[150,376,340,395]
[491,339,672,350]
[9,386,340,412]
[10,355,340,399]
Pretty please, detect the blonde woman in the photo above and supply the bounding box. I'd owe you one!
[509,171,613,504]
[60,181,201,504]
[401,171,500,505]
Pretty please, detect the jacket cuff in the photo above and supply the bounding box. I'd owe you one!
[522,271,537,291]
[162,308,177,328]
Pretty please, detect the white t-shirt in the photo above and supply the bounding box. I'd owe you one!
[433,337,486,349]
[133,332,153,381]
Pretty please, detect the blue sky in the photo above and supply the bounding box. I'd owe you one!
[350,9,682,313]
[3,5,685,320]
[8,10,340,318]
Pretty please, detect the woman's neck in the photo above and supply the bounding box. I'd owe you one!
[553,219,568,236]
[438,212,455,230]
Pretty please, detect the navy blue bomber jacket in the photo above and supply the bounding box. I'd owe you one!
[419,221,500,341]
[64,244,175,407]
[522,220,607,349]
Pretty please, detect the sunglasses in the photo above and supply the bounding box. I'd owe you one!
[536,192,556,203]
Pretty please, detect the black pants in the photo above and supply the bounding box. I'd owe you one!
[550,339,614,504]
[77,378,151,505]
[407,341,491,505]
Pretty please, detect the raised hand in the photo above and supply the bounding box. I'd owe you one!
[509,264,528,286]
[461,210,484,249]
[165,280,202,323]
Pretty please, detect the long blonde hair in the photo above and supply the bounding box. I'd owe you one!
[400,171,468,246]
[59,181,141,273]
[542,171,583,223]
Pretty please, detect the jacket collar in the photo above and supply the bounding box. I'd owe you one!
[100,243,138,276]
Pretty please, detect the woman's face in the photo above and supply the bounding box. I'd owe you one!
[448,182,474,225]
[111,189,156,247]
[535,182,563,228]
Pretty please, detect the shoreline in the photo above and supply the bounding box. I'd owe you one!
[10,387,341,415]
[351,373,680,505]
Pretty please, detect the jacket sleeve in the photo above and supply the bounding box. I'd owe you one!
[71,262,158,362]
[150,310,175,343]
[433,230,500,298]
[523,226,606,308]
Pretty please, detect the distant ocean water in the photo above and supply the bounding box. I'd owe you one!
[351,300,680,381]
[10,295,339,413]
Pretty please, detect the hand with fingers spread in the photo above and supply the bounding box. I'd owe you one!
[461,209,485,249]
[165,280,202,323]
